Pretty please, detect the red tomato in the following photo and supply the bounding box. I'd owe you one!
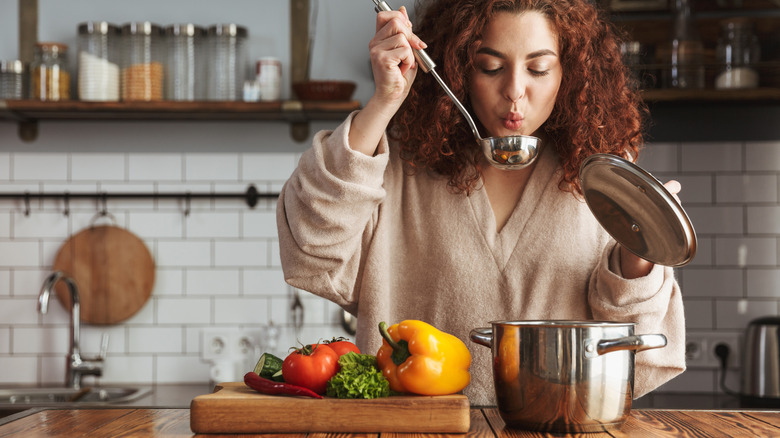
[282,343,339,394]
[325,337,361,357]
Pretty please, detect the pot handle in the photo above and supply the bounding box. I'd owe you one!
[469,327,493,348]
[586,334,667,358]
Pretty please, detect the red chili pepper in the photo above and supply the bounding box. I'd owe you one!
[243,371,323,399]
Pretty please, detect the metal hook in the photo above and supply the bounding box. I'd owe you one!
[99,193,108,216]
[63,192,70,217]
[23,192,30,216]
[184,192,191,217]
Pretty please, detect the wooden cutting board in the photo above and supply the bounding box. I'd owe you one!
[190,382,471,434]
[53,225,155,325]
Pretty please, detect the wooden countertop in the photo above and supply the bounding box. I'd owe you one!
[1,407,779,437]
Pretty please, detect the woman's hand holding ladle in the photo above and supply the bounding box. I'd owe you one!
[349,6,427,157]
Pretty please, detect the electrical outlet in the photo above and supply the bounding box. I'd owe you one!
[685,333,741,369]
[236,333,256,358]
[201,328,238,361]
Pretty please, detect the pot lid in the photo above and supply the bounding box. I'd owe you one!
[579,153,697,267]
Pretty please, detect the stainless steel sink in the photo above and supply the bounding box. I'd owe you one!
[0,386,152,406]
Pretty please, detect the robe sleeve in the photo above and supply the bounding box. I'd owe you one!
[588,243,686,398]
[276,112,389,313]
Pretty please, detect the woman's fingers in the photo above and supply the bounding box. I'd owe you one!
[664,180,682,204]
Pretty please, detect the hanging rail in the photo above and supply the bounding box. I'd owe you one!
[2,184,277,216]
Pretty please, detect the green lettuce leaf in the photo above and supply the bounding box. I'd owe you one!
[326,352,390,399]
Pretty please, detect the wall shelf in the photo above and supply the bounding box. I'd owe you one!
[0,100,360,122]
[642,87,780,103]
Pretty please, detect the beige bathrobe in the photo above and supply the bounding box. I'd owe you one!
[277,112,685,406]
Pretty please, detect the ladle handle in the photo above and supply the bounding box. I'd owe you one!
[371,0,483,141]
[372,0,435,73]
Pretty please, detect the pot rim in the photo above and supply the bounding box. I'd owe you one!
[489,320,637,328]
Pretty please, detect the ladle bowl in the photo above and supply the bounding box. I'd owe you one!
[373,0,541,170]
[481,135,540,169]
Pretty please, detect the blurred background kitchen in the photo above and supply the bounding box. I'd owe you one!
[0,0,779,410]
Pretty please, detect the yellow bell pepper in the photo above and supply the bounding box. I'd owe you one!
[376,320,471,396]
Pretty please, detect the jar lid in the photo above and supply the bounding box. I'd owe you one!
[165,23,206,37]
[35,42,69,53]
[121,22,163,36]
[78,21,120,35]
[0,60,24,74]
[207,24,248,38]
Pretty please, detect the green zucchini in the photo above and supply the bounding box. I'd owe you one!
[271,369,284,382]
[253,353,284,379]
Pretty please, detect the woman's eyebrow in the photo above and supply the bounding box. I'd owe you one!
[476,47,558,60]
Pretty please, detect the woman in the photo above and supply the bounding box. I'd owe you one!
[277,0,685,405]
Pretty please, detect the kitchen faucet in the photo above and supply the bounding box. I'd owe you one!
[38,271,108,389]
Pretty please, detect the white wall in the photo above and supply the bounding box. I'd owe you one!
[0,0,779,395]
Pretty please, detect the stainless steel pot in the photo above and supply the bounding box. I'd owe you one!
[470,320,666,433]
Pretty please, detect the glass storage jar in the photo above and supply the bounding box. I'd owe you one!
[78,21,120,101]
[662,0,704,89]
[165,24,206,101]
[0,60,25,99]
[30,42,71,101]
[206,24,248,101]
[120,22,164,101]
[715,18,761,89]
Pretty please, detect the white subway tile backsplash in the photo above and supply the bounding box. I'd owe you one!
[0,298,46,324]
[13,211,69,238]
[747,269,780,298]
[157,298,211,324]
[682,143,743,172]
[128,327,183,353]
[156,355,210,383]
[717,174,778,203]
[214,298,268,324]
[185,269,240,296]
[157,241,212,267]
[0,327,9,353]
[0,142,774,392]
[13,153,69,181]
[128,154,184,181]
[638,143,678,173]
[71,154,126,181]
[0,357,38,384]
[685,206,743,234]
[13,327,69,354]
[242,153,298,182]
[214,241,268,267]
[153,268,184,296]
[671,174,712,204]
[682,269,743,297]
[746,141,780,172]
[243,210,277,239]
[715,237,777,266]
[186,212,240,239]
[129,211,184,238]
[0,241,40,267]
[747,206,780,234]
[101,355,154,383]
[186,154,239,182]
[715,299,779,329]
[0,154,10,181]
[243,269,286,296]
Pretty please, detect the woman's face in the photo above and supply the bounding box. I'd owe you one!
[469,11,562,139]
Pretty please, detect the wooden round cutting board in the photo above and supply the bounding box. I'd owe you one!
[53,225,155,325]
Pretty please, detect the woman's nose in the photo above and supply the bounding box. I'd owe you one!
[504,71,526,102]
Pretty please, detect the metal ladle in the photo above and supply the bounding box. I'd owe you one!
[372,0,541,170]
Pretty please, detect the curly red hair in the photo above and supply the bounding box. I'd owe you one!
[389,0,648,194]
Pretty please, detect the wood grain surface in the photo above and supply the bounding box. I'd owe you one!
[189,382,471,434]
[53,225,155,325]
[1,407,780,437]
